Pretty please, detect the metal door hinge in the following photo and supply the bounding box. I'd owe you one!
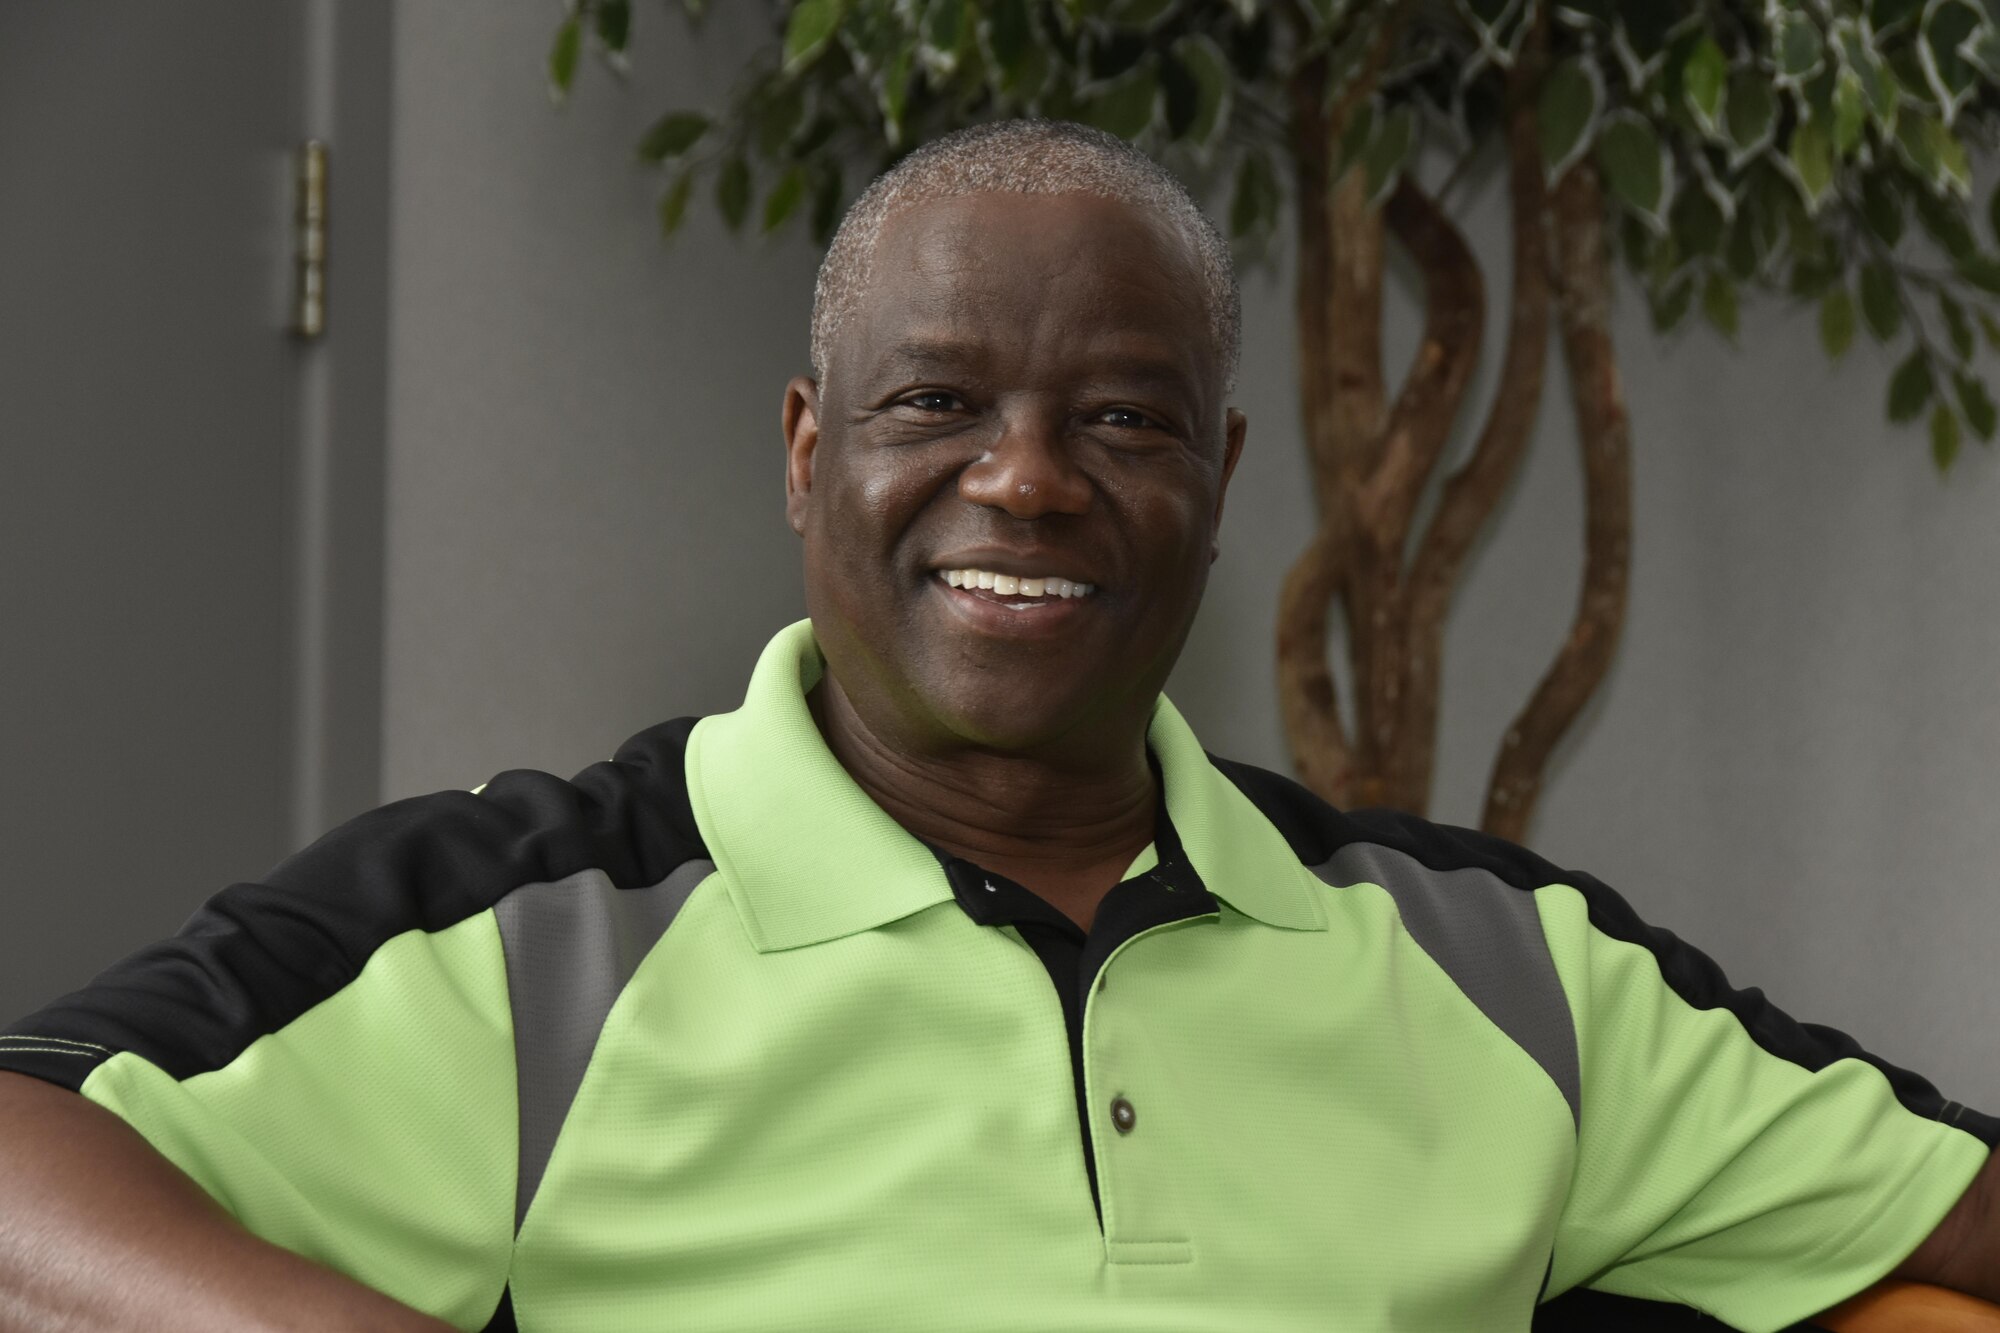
[292,140,327,339]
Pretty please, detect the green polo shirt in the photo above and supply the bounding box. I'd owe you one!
[2,619,1992,1332]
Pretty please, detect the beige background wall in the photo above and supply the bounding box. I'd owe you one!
[382,4,2000,1105]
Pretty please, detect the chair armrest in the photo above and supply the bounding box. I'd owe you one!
[1817,1280,2000,1332]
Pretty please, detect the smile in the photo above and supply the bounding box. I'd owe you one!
[938,568,1095,602]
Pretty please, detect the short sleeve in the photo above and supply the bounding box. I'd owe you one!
[0,788,536,1331]
[1534,877,1999,1333]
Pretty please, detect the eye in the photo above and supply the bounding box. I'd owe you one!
[1097,407,1160,431]
[900,391,963,414]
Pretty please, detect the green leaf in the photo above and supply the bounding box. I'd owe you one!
[1363,105,1418,205]
[1082,63,1159,140]
[1920,0,1982,118]
[1775,13,1825,84]
[1968,25,2000,81]
[794,113,839,157]
[1942,293,1975,360]
[1596,112,1668,225]
[1915,188,1977,258]
[920,0,969,73]
[716,154,751,232]
[784,0,847,71]
[1860,262,1902,340]
[594,0,632,54]
[639,111,710,162]
[878,44,914,143]
[1888,349,1934,422]
[1831,72,1867,156]
[1724,72,1777,165]
[1669,184,1726,257]
[1701,271,1739,338]
[1725,211,1762,280]
[754,83,806,158]
[1861,175,1905,246]
[1932,401,1961,469]
[1787,118,1835,212]
[1853,52,1900,130]
[986,0,1033,84]
[1651,278,1695,332]
[809,164,845,247]
[658,167,696,238]
[1932,122,1973,197]
[548,15,582,101]
[762,165,808,232]
[1955,372,1998,440]
[1538,57,1601,181]
[1171,34,1231,148]
[1894,105,1937,174]
[1229,150,1277,240]
[1113,0,1176,25]
[1820,287,1857,358]
[1981,310,2000,349]
[1872,0,1923,34]
[1791,254,1842,300]
[1955,253,2000,295]
[1682,34,1727,136]
[1989,179,2000,248]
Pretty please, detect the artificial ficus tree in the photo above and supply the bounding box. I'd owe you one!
[549,0,2000,841]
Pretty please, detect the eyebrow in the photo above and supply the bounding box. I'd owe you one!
[870,336,1203,400]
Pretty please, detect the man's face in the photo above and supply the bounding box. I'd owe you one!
[783,189,1246,760]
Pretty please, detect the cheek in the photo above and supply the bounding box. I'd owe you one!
[825,448,962,548]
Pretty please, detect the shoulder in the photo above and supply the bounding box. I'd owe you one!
[1206,750,1574,890]
[1,717,711,1088]
[272,715,711,925]
[1208,752,1585,1121]
[1206,752,2000,1147]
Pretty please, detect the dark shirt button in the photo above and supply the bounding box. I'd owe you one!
[1110,1096,1136,1134]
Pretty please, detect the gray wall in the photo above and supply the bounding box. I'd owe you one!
[382,4,2000,1107]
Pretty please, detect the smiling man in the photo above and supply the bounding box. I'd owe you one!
[1,119,1997,1333]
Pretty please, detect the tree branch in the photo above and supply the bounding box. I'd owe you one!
[1273,0,1413,806]
[1339,177,1485,810]
[1355,178,1486,555]
[1400,32,1552,814]
[1276,49,1356,802]
[1277,526,1355,803]
[1482,160,1633,842]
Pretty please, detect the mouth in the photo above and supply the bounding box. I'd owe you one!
[938,566,1096,606]
[930,565,1098,636]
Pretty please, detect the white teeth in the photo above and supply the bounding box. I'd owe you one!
[938,568,1095,599]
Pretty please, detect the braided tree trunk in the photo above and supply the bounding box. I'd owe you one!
[1273,12,1632,841]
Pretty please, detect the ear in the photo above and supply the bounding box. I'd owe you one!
[1210,407,1247,562]
[782,375,822,537]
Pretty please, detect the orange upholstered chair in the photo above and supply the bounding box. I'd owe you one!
[1817,1280,2000,1331]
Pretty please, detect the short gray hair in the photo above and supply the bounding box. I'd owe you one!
[810,118,1240,403]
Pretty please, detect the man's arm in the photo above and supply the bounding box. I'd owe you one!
[1895,1146,2000,1302]
[0,1073,451,1333]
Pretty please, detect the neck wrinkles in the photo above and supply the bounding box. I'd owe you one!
[807,673,1156,872]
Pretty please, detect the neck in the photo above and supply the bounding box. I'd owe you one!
[807,675,1156,878]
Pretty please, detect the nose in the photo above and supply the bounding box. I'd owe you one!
[958,410,1093,519]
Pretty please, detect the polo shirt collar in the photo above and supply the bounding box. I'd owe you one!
[685,620,1326,953]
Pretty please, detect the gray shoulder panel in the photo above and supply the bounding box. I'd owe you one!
[1311,843,1580,1125]
[495,858,714,1231]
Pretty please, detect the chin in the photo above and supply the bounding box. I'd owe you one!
[923,688,1098,757]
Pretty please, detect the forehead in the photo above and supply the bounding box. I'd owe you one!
[849,190,1214,392]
